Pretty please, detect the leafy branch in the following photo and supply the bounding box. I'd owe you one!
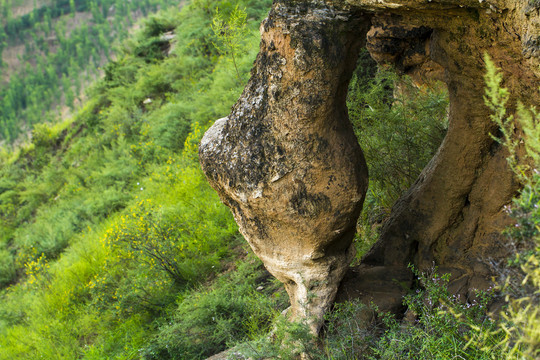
[211,5,249,83]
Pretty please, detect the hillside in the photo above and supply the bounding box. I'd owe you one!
[0,0,281,358]
[0,0,538,359]
[0,0,181,143]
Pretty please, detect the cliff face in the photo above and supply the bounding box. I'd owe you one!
[200,0,540,331]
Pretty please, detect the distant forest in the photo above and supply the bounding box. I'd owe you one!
[0,0,179,142]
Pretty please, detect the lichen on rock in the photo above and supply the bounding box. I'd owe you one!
[200,0,540,335]
[200,0,370,333]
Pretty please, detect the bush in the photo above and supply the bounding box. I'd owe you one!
[233,316,317,360]
[319,300,380,359]
[483,54,540,358]
[347,63,449,259]
[143,256,288,360]
[147,102,192,151]
[498,175,540,359]
[368,266,502,360]
[0,247,15,287]
[348,67,448,214]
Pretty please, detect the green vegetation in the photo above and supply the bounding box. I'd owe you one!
[368,268,502,359]
[0,0,180,142]
[0,0,277,358]
[482,55,540,359]
[212,5,249,83]
[347,54,449,256]
[349,61,448,215]
[0,1,538,359]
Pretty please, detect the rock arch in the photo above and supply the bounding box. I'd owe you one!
[200,0,540,332]
[349,0,540,303]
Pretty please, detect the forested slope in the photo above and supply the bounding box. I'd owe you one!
[0,0,180,142]
[0,1,283,358]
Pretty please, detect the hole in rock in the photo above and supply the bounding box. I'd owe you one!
[346,49,450,263]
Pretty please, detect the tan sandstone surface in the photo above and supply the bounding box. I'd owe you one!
[200,1,370,333]
[200,0,540,334]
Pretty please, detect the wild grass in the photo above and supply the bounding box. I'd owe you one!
[0,2,537,360]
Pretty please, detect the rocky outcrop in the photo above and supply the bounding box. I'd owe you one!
[199,1,370,333]
[200,0,540,332]
[352,0,540,300]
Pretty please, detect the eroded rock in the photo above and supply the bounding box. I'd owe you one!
[200,0,540,336]
[199,0,370,333]
[351,0,540,300]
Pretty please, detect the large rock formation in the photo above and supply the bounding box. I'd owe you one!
[200,0,370,333]
[200,0,540,332]
[351,0,540,300]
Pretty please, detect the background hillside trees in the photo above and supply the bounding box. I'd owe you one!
[0,0,180,143]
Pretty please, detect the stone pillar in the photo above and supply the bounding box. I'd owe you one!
[199,0,370,333]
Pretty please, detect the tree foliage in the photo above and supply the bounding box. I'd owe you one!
[212,4,249,82]
[0,0,180,143]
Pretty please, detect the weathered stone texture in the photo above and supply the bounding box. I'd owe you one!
[200,0,540,332]
[352,0,540,300]
[200,0,370,333]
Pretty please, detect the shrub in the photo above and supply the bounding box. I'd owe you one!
[369,266,502,360]
[142,256,288,360]
[106,199,225,286]
[146,102,192,151]
[233,316,317,360]
[348,67,448,214]
[0,247,15,287]
[499,177,540,358]
[319,300,380,359]
[212,5,250,82]
[348,62,448,258]
[459,54,540,359]
[31,123,59,148]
